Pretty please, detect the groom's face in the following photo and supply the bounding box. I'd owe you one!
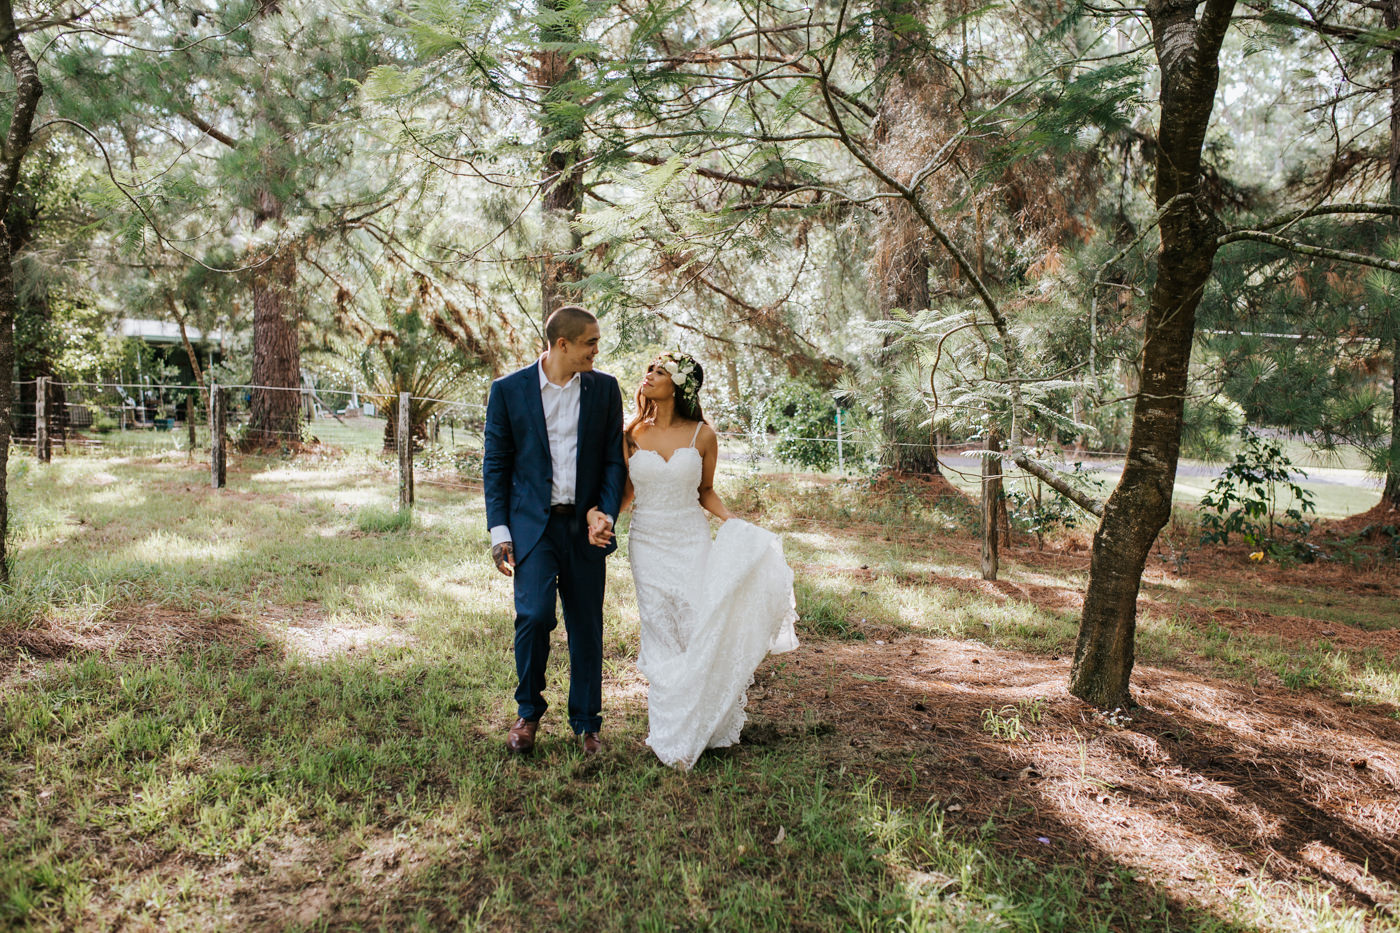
[557,322,602,374]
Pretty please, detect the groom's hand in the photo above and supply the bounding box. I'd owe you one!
[491,542,515,576]
[586,508,614,547]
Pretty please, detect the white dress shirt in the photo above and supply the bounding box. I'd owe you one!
[489,358,585,548]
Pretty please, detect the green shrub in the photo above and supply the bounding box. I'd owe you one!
[760,382,863,471]
[1198,428,1316,549]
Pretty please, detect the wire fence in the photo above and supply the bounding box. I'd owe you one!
[16,377,1132,507]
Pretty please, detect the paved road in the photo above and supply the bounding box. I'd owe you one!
[937,454,1382,489]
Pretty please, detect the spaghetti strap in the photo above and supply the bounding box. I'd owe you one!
[689,421,703,447]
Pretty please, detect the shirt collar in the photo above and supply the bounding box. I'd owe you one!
[538,356,581,391]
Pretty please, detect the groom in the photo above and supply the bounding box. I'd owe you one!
[483,305,626,756]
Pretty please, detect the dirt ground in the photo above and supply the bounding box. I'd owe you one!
[748,635,1399,919]
[751,484,1400,922]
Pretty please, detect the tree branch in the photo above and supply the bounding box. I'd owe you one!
[1245,201,1400,232]
[182,112,238,149]
[626,151,811,192]
[1216,229,1400,273]
[1011,454,1105,516]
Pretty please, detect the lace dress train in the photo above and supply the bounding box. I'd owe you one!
[628,443,798,770]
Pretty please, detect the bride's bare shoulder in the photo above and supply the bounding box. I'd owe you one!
[627,421,654,451]
[694,421,719,447]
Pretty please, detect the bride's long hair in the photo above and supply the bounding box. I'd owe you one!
[625,352,707,443]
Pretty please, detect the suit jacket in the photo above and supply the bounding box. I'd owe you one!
[482,362,626,562]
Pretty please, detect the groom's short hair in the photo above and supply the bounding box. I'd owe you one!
[545,305,598,347]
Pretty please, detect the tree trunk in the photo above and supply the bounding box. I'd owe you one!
[1386,330,1400,510]
[872,6,941,477]
[166,293,210,413]
[1070,0,1235,708]
[241,0,301,449]
[244,187,302,449]
[0,1,43,583]
[877,245,939,474]
[981,430,1002,580]
[535,0,585,331]
[1384,0,1400,512]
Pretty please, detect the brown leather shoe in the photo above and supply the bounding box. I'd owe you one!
[507,718,539,754]
[580,732,601,756]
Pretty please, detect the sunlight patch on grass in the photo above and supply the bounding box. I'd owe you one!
[304,485,395,509]
[86,487,146,508]
[127,531,239,565]
[1353,664,1400,707]
[247,464,378,486]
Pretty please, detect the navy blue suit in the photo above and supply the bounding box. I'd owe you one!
[483,363,626,733]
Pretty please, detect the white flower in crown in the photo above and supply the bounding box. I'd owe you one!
[663,360,679,375]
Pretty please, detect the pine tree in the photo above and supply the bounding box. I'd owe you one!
[0,0,48,581]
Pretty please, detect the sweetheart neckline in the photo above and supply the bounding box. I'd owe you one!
[630,446,700,466]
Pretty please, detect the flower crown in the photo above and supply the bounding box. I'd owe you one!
[656,350,701,407]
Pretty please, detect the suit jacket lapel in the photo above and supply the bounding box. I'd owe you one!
[520,364,550,462]
[576,373,594,488]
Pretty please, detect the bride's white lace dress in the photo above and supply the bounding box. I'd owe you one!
[628,440,799,770]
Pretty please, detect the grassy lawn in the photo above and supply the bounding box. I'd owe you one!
[2,452,1398,930]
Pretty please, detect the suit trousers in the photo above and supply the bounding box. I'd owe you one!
[512,511,606,733]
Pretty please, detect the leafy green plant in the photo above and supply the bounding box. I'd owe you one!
[1198,428,1316,549]
[358,273,493,453]
[760,382,863,472]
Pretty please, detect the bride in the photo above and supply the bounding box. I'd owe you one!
[615,351,799,770]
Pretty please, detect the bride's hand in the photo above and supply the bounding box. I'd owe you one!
[586,507,615,547]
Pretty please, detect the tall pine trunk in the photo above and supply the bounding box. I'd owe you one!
[1070,0,1234,708]
[535,0,585,330]
[0,0,43,583]
[873,2,940,476]
[244,190,302,448]
[876,243,940,474]
[1384,0,1400,512]
[240,0,302,449]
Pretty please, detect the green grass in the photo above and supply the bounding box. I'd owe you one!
[354,504,414,533]
[2,453,1397,930]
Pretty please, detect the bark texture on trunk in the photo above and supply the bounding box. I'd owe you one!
[245,187,302,448]
[1070,0,1234,708]
[0,0,43,583]
[535,0,585,331]
[981,430,1003,580]
[1384,0,1400,511]
[540,146,584,329]
[247,251,301,446]
[877,241,940,474]
[872,17,940,476]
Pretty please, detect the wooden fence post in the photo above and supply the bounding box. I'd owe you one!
[981,430,1002,581]
[186,395,196,455]
[210,384,226,489]
[398,391,413,509]
[35,376,50,463]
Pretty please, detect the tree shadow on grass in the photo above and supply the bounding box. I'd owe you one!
[0,605,282,684]
[762,637,1399,928]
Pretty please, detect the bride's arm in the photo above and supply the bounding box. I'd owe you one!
[695,424,733,521]
[619,432,636,514]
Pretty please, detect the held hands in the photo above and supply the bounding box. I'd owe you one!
[586,508,615,548]
[491,542,515,577]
